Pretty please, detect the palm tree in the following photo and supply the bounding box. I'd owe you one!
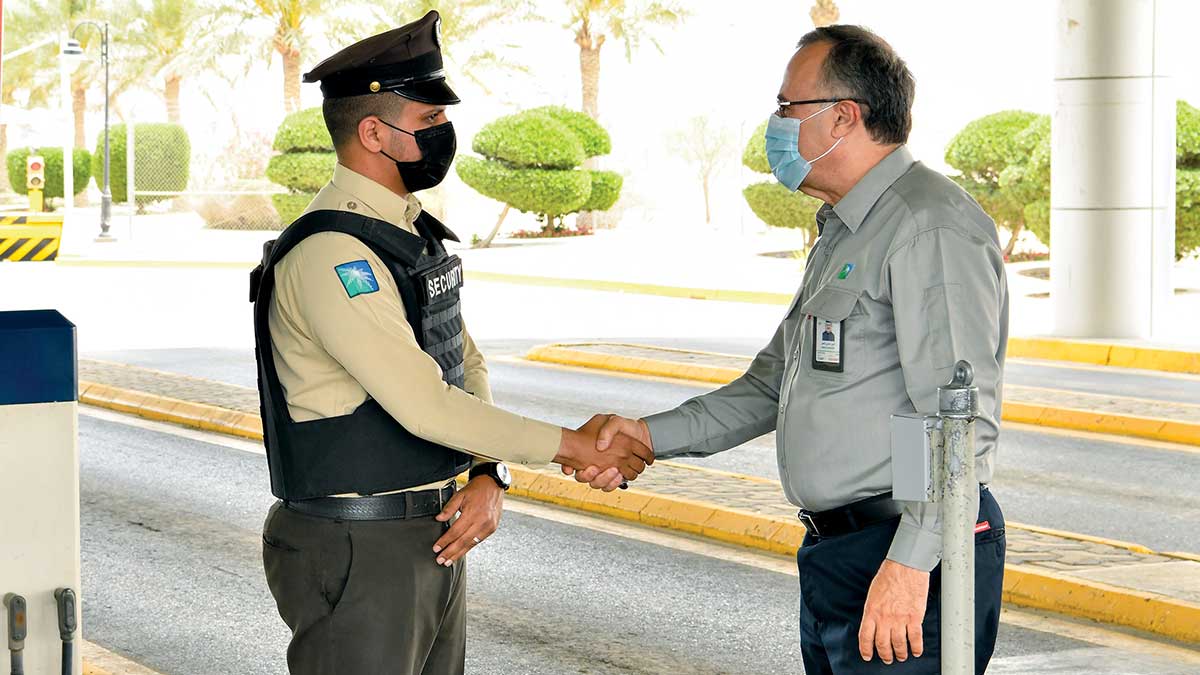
[1,2,59,191]
[810,0,839,27]
[116,0,240,123]
[247,0,334,114]
[566,0,685,120]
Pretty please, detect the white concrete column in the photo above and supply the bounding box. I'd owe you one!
[1052,0,1175,338]
[60,34,75,212]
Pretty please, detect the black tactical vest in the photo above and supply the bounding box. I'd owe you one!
[249,208,473,500]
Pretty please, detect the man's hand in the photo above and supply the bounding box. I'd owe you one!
[858,559,930,665]
[561,414,654,491]
[432,476,503,567]
[554,415,654,487]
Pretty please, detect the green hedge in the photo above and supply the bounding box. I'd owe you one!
[92,123,190,204]
[6,147,92,199]
[457,156,591,216]
[266,153,336,194]
[1178,101,1200,167]
[471,113,585,170]
[1178,168,1200,258]
[743,181,822,235]
[528,106,611,158]
[742,120,770,174]
[272,193,316,224]
[274,107,333,153]
[580,170,621,212]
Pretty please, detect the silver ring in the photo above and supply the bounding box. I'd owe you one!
[472,537,481,544]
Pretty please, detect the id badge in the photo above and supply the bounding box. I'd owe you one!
[811,316,844,373]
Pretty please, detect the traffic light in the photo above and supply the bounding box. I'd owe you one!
[26,155,45,191]
[26,155,46,212]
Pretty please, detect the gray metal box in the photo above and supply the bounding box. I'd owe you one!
[890,413,940,502]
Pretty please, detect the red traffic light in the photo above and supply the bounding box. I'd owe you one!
[29,162,42,172]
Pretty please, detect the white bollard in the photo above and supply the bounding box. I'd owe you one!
[0,310,81,675]
[939,361,979,674]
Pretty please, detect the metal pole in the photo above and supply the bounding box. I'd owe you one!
[60,33,74,212]
[98,21,113,241]
[939,360,978,674]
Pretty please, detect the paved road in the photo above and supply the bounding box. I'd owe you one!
[80,411,1200,675]
[88,344,1200,554]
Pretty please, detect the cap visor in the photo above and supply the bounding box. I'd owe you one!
[393,78,460,105]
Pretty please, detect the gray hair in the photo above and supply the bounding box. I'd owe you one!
[322,92,409,150]
[797,25,915,145]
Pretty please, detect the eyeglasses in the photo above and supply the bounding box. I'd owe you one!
[776,97,870,118]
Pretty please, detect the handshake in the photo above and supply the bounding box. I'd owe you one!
[553,414,655,492]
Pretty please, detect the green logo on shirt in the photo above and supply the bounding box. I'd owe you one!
[335,260,380,298]
[838,263,855,280]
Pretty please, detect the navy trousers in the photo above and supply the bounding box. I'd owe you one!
[796,487,1006,674]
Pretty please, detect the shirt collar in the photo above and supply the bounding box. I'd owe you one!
[331,163,423,232]
[830,145,914,233]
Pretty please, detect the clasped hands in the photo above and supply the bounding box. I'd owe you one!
[557,414,655,492]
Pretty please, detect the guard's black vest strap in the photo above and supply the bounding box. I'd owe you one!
[250,209,472,500]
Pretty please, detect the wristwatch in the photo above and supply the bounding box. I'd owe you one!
[469,462,512,491]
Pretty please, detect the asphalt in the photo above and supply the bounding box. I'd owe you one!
[84,345,1200,554]
[78,412,1200,675]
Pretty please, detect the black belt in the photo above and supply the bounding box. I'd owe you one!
[284,484,455,521]
[798,491,902,539]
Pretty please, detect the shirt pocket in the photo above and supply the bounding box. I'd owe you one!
[798,284,866,380]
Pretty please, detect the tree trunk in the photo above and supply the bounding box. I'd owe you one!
[1004,222,1023,258]
[575,23,604,120]
[0,124,9,193]
[72,80,88,149]
[164,73,182,124]
[810,0,840,27]
[475,204,511,249]
[702,174,711,224]
[282,46,302,114]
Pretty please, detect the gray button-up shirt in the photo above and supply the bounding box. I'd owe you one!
[645,146,1008,571]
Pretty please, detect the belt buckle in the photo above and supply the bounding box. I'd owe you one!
[798,511,820,538]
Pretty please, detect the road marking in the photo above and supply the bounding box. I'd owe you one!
[997,608,1200,665]
[82,639,166,675]
[80,405,265,455]
[1007,357,1200,384]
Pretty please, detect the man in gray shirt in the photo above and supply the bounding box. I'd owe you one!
[573,25,1008,674]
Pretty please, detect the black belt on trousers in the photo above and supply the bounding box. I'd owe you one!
[798,491,902,539]
[284,483,456,521]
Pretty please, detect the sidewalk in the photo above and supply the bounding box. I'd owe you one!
[75,359,1200,645]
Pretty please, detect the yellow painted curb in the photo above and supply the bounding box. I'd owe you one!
[79,381,1200,644]
[1003,564,1200,644]
[526,345,1200,447]
[1007,337,1200,375]
[466,271,796,306]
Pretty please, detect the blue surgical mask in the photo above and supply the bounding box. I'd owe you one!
[765,103,843,191]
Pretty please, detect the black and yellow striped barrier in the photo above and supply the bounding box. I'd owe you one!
[0,214,63,262]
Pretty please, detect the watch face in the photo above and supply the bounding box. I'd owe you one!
[496,462,512,486]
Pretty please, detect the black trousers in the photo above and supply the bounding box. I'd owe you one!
[262,501,466,675]
[797,487,1006,674]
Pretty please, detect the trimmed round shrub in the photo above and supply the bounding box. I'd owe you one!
[1177,167,1200,259]
[6,147,92,199]
[1178,101,1200,167]
[471,113,585,169]
[743,181,822,237]
[457,156,591,216]
[266,153,335,194]
[272,193,316,224]
[94,123,190,205]
[742,119,770,174]
[273,107,333,153]
[580,170,621,212]
[528,106,611,157]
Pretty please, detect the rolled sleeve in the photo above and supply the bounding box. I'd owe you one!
[644,319,786,458]
[283,234,561,465]
[885,226,1005,569]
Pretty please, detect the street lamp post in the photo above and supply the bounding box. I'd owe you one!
[66,21,113,242]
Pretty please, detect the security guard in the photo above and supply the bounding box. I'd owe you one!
[578,26,1008,674]
[249,12,652,674]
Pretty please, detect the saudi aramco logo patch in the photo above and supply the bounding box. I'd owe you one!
[335,260,380,298]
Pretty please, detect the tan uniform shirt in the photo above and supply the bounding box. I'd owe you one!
[267,164,561,495]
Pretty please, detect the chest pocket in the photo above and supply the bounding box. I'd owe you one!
[798,284,865,379]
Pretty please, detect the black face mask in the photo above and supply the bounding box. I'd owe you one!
[379,119,457,192]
